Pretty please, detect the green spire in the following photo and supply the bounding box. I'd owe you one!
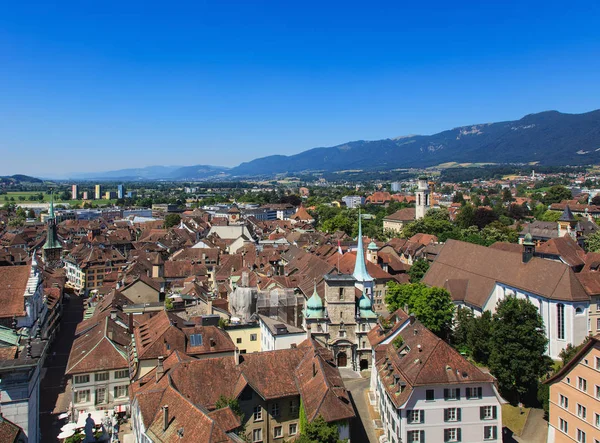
[352,210,373,283]
[305,281,324,319]
[48,192,55,219]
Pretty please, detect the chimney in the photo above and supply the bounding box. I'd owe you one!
[234,347,241,365]
[108,330,114,341]
[128,313,134,334]
[162,405,169,431]
[306,324,312,341]
[110,309,117,320]
[156,356,165,381]
[522,233,535,264]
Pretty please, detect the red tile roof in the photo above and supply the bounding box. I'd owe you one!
[0,265,30,319]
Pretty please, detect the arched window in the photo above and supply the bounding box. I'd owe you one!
[575,307,583,315]
[557,304,565,340]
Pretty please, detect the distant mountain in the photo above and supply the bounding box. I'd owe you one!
[59,109,600,181]
[228,110,600,176]
[0,174,43,184]
[69,164,231,181]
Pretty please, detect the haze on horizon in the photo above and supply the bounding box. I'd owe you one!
[1,1,599,177]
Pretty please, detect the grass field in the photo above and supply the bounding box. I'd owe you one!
[502,404,530,437]
[1,192,117,206]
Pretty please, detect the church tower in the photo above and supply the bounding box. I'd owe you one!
[42,193,63,268]
[353,213,374,300]
[415,177,430,220]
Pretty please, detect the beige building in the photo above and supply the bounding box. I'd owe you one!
[545,334,600,443]
[383,208,416,234]
[225,323,261,354]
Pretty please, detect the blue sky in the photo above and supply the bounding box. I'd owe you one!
[1,1,599,176]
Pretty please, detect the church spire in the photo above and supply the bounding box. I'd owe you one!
[43,191,62,267]
[352,211,373,283]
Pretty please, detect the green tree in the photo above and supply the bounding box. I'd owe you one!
[468,310,493,364]
[452,307,474,353]
[214,395,243,417]
[385,283,454,338]
[558,340,587,367]
[408,259,429,283]
[539,210,562,222]
[502,188,514,203]
[453,191,465,204]
[164,213,181,229]
[542,185,572,205]
[455,204,475,229]
[488,297,552,402]
[585,231,600,252]
[296,416,346,443]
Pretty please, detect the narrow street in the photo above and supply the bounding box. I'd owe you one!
[39,294,84,442]
[342,371,377,443]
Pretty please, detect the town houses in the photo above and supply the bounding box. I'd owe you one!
[3,173,600,442]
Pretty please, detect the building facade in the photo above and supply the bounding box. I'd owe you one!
[545,334,600,443]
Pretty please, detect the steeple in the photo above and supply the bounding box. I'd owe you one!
[352,211,373,284]
[43,191,62,267]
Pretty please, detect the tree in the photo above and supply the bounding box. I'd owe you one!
[214,395,243,417]
[539,210,562,222]
[585,231,600,252]
[296,416,345,443]
[455,204,475,229]
[591,195,600,206]
[502,188,514,203]
[468,311,492,364]
[164,213,181,229]
[385,283,454,338]
[542,185,572,205]
[453,191,465,204]
[408,259,429,283]
[452,307,474,353]
[488,297,552,402]
[558,340,587,367]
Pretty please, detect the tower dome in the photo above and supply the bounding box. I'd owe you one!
[305,282,324,319]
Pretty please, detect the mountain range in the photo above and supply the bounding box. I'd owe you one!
[63,109,600,180]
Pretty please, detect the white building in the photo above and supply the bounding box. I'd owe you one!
[342,196,365,209]
[258,315,305,351]
[369,310,504,443]
[423,239,590,360]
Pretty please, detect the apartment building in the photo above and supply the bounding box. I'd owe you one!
[545,334,600,443]
[369,310,504,443]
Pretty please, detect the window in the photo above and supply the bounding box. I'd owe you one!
[74,375,90,384]
[190,333,203,347]
[445,408,461,422]
[289,423,297,435]
[480,406,497,420]
[596,385,600,399]
[339,288,344,300]
[253,406,262,421]
[567,377,571,384]
[444,428,461,442]
[95,388,106,404]
[596,356,600,370]
[407,410,424,424]
[75,389,90,403]
[466,387,482,399]
[577,429,586,443]
[273,426,282,438]
[578,377,587,392]
[560,394,569,409]
[252,428,262,442]
[271,403,279,417]
[290,400,298,415]
[95,372,109,382]
[114,385,128,398]
[237,337,242,344]
[339,329,346,338]
[407,430,424,443]
[114,369,128,379]
[250,334,257,341]
[577,404,587,420]
[426,389,434,401]
[595,413,599,428]
[484,425,497,440]
[559,418,568,433]
[444,388,460,400]
[557,304,565,340]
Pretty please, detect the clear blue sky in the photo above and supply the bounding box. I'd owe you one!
[1,1,599,177]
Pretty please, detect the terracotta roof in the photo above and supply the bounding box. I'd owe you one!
[535,235,585,268]
[545,335,600,385]
[384,208,416,222]
[66,316,130,375]
[0,265,30,319]
[0,416,23,443]
[423,239,589,308]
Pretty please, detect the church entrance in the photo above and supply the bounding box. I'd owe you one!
[337,351,347,367]
[359,359,369,371]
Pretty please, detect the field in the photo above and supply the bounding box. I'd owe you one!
[502,404,530,436]
[1,192,117,206]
